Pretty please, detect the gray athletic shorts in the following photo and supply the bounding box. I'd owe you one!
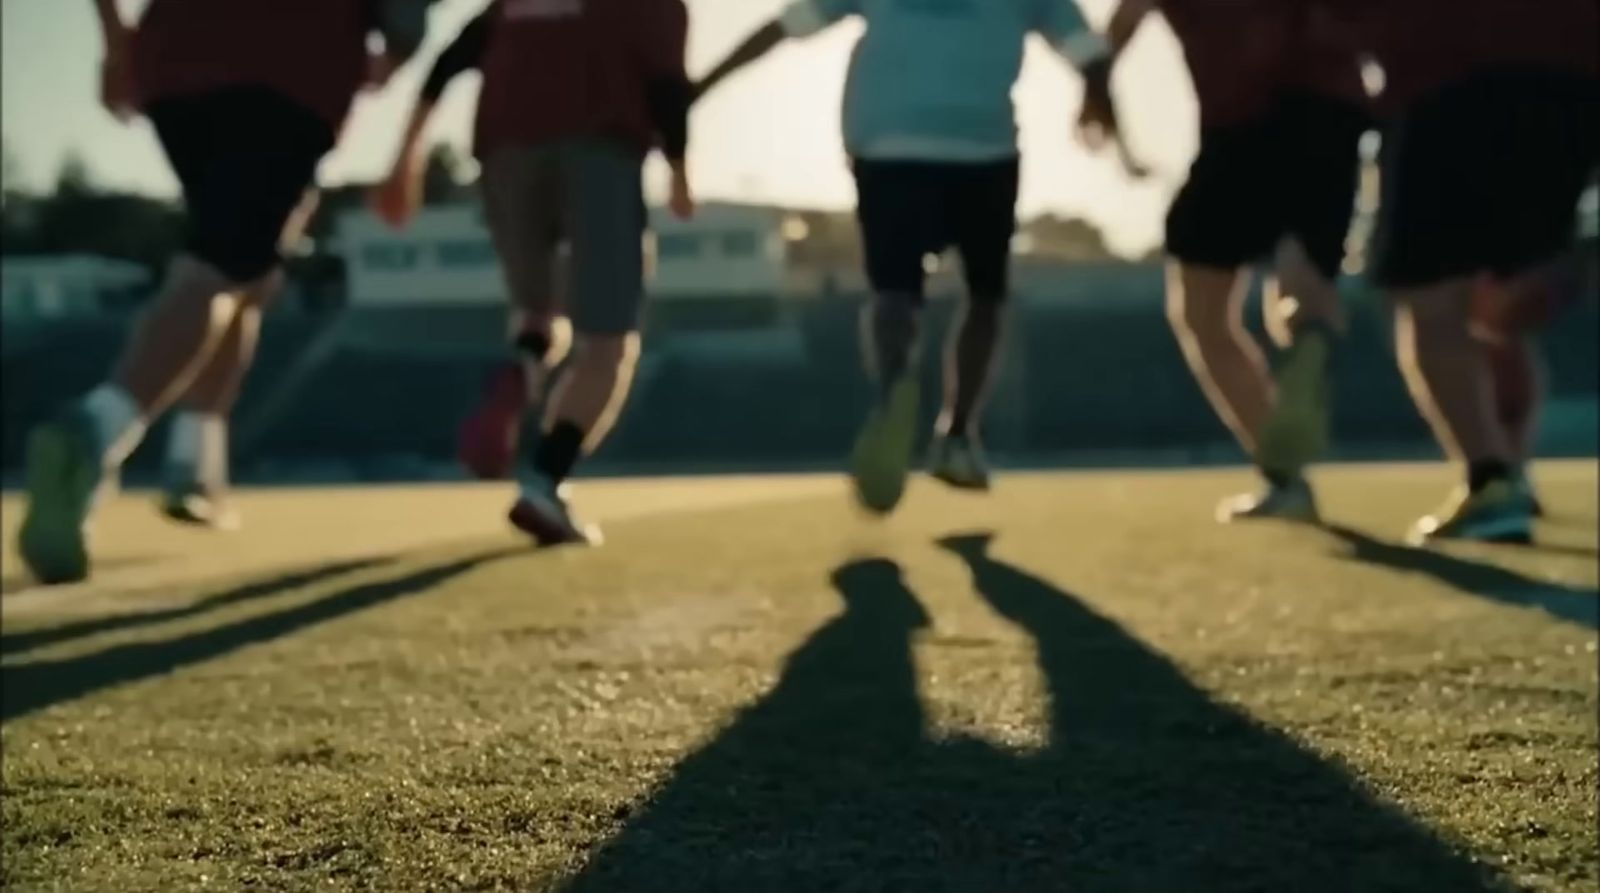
[480,139,647,335]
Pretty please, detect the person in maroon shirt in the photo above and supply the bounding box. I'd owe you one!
[1104,0,1373,525]
[15,0,435,586]
[373,0,693,548]
[1352,0,1599,544]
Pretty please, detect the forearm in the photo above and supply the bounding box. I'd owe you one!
[695,21,785,100]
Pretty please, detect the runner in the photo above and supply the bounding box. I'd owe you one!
[1104,0,1371,523]
[17,0,434,584]
[1355,0,1599,543]
[373,0,694,546]
[695,0,1123,514]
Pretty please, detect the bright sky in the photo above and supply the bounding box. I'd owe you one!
[0,0,1198,256]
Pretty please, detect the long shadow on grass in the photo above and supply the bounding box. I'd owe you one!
[562,534,1508,893]
[0,557,394,657]
[1326,526,1599,628]
[1,547,517,723]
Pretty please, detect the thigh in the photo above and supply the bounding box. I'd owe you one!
[181,87,333,284]
[951,159,1020,301]
[481,145,563,317]
[853,160,945,299]
[563,140,647,335]
[1166,122,1279,272]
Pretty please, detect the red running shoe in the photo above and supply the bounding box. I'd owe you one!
[456,363,526,480]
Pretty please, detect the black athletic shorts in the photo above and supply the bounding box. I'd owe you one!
[1167,93,1371,279]
[146,85,335,284]
[1371,67,1600,288]
[852,157,1020,301]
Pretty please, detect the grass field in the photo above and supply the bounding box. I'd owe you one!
[2,462,1596,892]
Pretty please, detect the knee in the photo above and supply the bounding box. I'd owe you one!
[514,315,574,368]
[239,269,285,310]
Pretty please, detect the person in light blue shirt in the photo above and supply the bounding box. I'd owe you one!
[697,0,1127,515]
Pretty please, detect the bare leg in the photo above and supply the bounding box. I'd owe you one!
[163,272,281,494]
[175,269,279,417]
[1165,261,1272,455]
[1485,335,1544,465]
[1392,278,1513,467]
[68,256,245,469]
[544,333,639,449]
[938,297,1004,438]
[532,332,641,484]
[112,256,241,421]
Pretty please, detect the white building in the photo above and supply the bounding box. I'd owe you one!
[0,254,151,320]
[652,203,787,297]
[335,201,789,307]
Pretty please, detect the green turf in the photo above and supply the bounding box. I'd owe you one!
[2,463,1596,892]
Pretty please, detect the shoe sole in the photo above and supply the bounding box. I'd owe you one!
[930,468,991,492]
[18,426,93,585]
[159,495,242,532]
[508,503,600,549]
[851,380,919,515]
[1408,515,1533,547]
[1218,505,1322,525]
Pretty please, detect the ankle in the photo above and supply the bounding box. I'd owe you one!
[1467,459,1512,493]
[80,384,148,467]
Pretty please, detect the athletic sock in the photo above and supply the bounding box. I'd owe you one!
[167,411,227,489]
[532,421,584,486]
[1468,459,1512,494]
[79,384,147,467]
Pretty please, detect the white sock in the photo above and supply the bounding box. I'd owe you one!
[81,385,147,467]
[167,411,228,487]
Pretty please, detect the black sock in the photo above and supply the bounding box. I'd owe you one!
[1468,459,1512,493]
[534,421,584,484]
